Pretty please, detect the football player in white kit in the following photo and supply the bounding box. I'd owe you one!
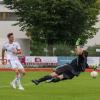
[2,33,26,90]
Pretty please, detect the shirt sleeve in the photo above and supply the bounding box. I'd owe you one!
[16,42,21,50]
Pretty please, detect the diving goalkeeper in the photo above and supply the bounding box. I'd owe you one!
[32,38,89,85]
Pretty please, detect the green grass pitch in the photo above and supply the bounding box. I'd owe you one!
[0,71,100,100]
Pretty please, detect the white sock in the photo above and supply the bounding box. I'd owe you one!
[17,74,23,87]
[12,78,17,84]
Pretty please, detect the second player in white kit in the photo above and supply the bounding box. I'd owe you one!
[2,33,26,90]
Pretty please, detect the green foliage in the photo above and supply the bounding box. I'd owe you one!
[4,0,100,46]
[3,0,17,5]
[30,41,74,56]
[4,0,13,5]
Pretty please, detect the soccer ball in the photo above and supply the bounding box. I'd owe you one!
[90,71,98,78]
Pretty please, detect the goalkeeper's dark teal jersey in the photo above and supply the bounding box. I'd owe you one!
[69,55,89,75]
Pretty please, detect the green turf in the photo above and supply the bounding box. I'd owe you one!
[0,71,100,100]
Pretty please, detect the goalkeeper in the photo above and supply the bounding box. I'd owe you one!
[32,38,89,85]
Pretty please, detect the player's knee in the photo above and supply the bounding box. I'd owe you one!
[57,75,64,80]
[21,70,26,76]
[50,72,58,77]
[14,69,19,73]
[22,71,26,76]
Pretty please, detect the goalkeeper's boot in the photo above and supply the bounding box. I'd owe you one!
[32,80,39,85]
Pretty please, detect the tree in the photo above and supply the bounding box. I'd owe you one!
[4,0,100,46]
[4,0,17,5]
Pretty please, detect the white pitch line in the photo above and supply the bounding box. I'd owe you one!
[0,85,10,88]
[0,83,32,89]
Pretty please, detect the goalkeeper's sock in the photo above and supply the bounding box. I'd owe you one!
[37,75,52,83]
[49,78,61,83]
[12,73,20,84]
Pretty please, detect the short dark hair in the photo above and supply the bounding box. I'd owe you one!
[82,50,88,57]
[7,33,13,38]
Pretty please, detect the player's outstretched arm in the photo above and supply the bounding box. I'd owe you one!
[12,42,22,55]
[75,38,83,55]
[1,49,6,64]
[13,49,22,55]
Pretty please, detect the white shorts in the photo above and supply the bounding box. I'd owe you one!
[8,59,24,69]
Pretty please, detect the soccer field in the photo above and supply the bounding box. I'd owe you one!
[0,71,100,100]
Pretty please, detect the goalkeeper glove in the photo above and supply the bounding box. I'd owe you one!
[76,38,81,46]
[92,64,97,71]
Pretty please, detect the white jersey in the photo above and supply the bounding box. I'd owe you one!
[2,41,21,61]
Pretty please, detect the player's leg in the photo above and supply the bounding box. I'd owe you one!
[46,74,64,83]
[47,72,74,83]
[9,60,20,89]
[19,68,26,78]
[47,68,75,83]
[32,64,70,85]
[16,61,25,90]
[32,72,59,85]
[10,68,20,89]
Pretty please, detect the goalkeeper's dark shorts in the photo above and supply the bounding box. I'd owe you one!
[55,64,75,79]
